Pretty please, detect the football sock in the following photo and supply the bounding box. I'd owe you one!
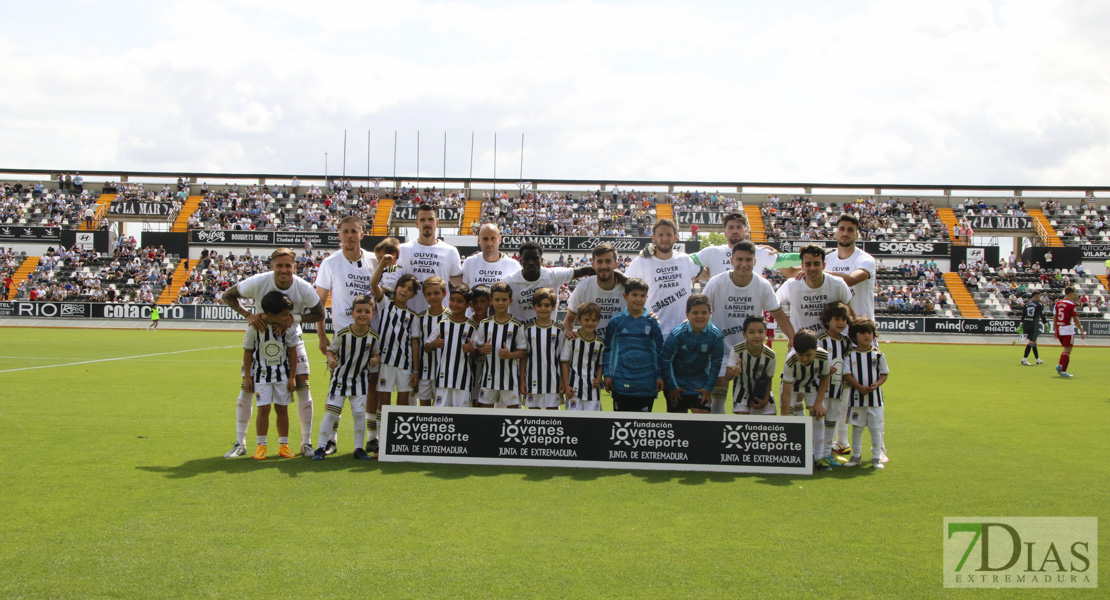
[1024,345,1031,358]
[1060,354,1070,371]
[1032,346,1039,359]
[319,405,342,449]
[296,384,313,445]
[710,385,728,415]
[257,436,267,445]
[824,418,837,457]
[812,414,824,460]
[835,401,850,448]
[851,424,864,460]
[236,390,253,446]
[870,427,884,464]
[352,407,367,450]
[278,436,288,445]
[366,413,378,442]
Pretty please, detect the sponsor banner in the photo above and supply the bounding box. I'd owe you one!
[765,240,948,257]
[190,230,341,247]
[964,216,1033,230]
[1083,319,1110,337]
[0,301,89,318]
[925,318,1022,334]
[380,406,812,474]
[500,235,697,254]
[676,211,724,227]
[876,316,926,333]
[863,240,950,257]
[108,201,176,217]
[0,225,61,242]
[1080,244,1110,259]
[391,206,461,221]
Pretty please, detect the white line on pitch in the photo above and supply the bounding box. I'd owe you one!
[0,346,239,374]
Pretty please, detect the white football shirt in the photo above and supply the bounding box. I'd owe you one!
[694,244,777,279]
[566,275,626,340]
[702,271,780,349]
[236,271,320,337]
[314,249,377,332]
[501,267,574,326]
[399,240,463,313]
[776,274,853,335]
[625,253,701,339]
[461,253,521,287]
[824,247,876,319]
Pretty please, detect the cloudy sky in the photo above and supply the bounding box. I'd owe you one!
[2,0,1108,187]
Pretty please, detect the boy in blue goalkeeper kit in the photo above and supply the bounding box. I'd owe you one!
[661,294,725,413]
[603,278,664,412]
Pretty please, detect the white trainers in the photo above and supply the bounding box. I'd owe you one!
[1021,358,1031,366]
[223,442,246,458]
[1035,359,1044,365]
[873,461,885,469]
[300,442,314,457]
[844,457,861,467]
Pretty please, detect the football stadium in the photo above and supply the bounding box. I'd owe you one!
[2,3,1107,598]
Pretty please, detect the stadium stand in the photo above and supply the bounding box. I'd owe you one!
[760,195,945,243]
[1,183,104,229]
[479,190,657,237]
[189,186,376,233]
[18,243,178,303]
[1036,198,1105,246]
[176,249,324,305]
[873,261,955,316]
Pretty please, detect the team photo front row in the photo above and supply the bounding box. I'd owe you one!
[232,275,889,471]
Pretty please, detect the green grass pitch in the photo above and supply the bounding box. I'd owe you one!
[1,328,1107,599]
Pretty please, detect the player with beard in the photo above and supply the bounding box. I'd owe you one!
[702,240,795,414]
[693,212,797,279]
[222,248,326,458]
[563,243,627,341]
[313,216,377,454]
[776,245,854,336]
[626,219,701,340]
[461,224,520,289]
[399,204,463,314]
[502,242,595,326]
[822,214,879,459]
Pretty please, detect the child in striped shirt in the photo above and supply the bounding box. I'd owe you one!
[842,317,890,469]
[426,284,477,408]
[818,301,853,466]
[561,302,605,411]
[779,329,831,469]
[725,315,777,415]
[241,291,299,460]
[315,294,379,461]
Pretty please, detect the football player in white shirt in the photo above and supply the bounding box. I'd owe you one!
[625,219,701,340]
[221,248,326,458]
[703,240,795,414]
[313,216,377,455]
[822,214,880,458]
[461,223,520,288]
[776,244,854,336]
[824,214,876,320]
[502,241,595,326]
[562,242,626,341]
[399,204,463,313]
[693,212,780,278]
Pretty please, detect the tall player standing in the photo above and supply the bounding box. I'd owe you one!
[776,245,854,335]
[222,248,326,458]
[1020,290,1047,366]
[625,219,701,340]
[461,224,520,289]
[822,214,877,458]
[1053,287,1085,377]
[399,204,463,314]
[502,241,595,326]
[314,216,377,454]
[702,240,795,414]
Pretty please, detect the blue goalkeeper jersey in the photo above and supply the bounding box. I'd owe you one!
[603,309,664,396]
[661,320,725,393]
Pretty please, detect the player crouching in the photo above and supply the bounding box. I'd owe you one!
[315,295,380,461]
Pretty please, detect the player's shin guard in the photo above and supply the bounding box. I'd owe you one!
[710,386,728,415]
[295,382,313,446]
[352,407,367,450]
[835,401,850,449]
[236,390,253,446]
[870,424,884,463]
[318,405,341,449]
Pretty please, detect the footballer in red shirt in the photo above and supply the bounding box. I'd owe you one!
[1053,286,1086,377]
